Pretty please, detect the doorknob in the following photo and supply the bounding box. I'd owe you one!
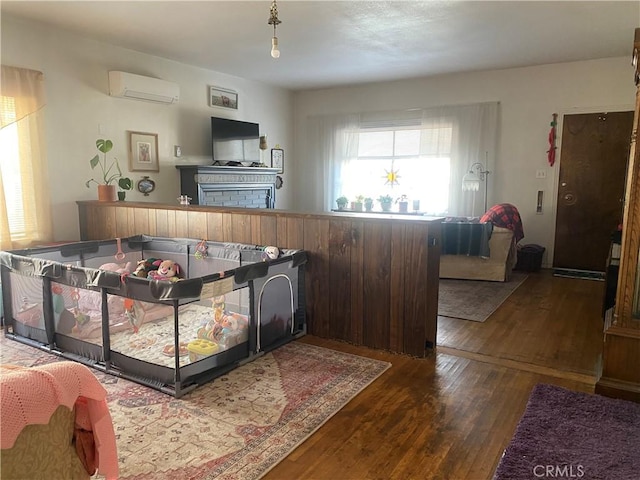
[561,182,567,187]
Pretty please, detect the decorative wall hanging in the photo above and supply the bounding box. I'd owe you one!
[128,131,159,172]
[136,176,156,196]
[209,86,238,109]
[383,166,400,187]
[547,113,558,166]
[271,148,284,173]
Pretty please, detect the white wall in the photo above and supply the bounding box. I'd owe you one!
[2,15,294,241]
[292,58,636,267]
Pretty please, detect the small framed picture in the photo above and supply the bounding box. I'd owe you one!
[128,131,159,172]
[271,148,284,174]
[209,86,238,110]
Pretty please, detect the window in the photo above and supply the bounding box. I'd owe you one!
[342,124,453,214]
[304,102,498,216]
[0,65,52,249]
[0,96,26,239]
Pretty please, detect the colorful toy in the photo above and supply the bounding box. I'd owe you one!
[70,288,90,334]
[147,260,182,282]
[187,338,219,362]
[124,298,142,333]
[194,239,208,260]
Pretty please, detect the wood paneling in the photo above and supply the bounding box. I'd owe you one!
[363,221,392,351]
[596,30,640,402]
[303,218,330,339]
[76,201,441,356]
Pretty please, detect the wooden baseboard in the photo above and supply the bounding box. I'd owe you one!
[595,376,640,403]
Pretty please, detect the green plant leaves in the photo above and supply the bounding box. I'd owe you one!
[96,139,113,154]
[118,177,133,190]
[89,154,100,169]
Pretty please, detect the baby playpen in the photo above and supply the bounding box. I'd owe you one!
[0,235,307,397]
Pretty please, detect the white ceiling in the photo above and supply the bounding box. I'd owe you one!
[3,1,639,91]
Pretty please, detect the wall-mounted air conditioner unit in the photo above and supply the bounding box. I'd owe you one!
[108,71,180,104]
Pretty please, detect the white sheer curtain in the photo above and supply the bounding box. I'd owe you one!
[0,65,53,249]
[302,102,499,216]
[434,102,499,217]
[303,113,360,212]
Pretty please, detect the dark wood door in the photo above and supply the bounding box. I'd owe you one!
[553,111,633,272]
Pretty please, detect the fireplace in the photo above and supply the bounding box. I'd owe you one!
[176,165,279,208]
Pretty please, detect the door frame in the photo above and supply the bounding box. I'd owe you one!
[547,104,634,268]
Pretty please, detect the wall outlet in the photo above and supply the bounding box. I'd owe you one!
[174,145,182,157]
[536,169,546,179]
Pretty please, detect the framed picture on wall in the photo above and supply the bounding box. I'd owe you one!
[128,131,159,172]
[271,148,284,174]
[209,86,238,110]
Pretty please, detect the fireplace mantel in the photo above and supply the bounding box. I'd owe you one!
[176,165,280,208]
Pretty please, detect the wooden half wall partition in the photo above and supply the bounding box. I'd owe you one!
[77,201,442,357]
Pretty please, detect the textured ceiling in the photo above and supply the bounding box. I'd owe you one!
[2,1,639,91]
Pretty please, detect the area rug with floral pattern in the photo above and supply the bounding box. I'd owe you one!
[0,335,391,479]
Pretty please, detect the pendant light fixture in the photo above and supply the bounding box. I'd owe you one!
[268,0,281,58]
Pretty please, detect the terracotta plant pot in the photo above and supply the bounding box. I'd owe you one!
[97,184,116,202]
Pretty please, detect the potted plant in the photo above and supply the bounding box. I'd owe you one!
[85,139,132,202]
[364,197,374,211]
[354,195,364,212]
[378,194,393,212]
[336,196,348,210]
[397,194,409,213]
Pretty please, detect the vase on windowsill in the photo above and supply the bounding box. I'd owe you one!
[364,198,374,211]
[378,195,393,212]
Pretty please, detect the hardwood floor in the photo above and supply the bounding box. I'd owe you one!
[265,270,604,480]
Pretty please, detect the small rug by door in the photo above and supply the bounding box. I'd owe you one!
[493,384,640,480]
[438,271,528,322]
[553,268,605,281]
[0,335,390,479]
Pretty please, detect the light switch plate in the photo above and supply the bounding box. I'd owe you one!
[174,145,182,157]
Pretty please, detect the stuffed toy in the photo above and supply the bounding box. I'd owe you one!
[262,246,280,261]
[133,258,161,278]
[147,259,182,282]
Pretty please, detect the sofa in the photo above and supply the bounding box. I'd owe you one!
[439,204,523,282]
[439,224,517,282]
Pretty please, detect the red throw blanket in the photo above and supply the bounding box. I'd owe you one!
[480,203,524,243]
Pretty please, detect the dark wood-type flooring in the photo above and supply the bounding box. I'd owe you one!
[265,270,604,480]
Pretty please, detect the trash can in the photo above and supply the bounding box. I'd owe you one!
[515,244,545,272]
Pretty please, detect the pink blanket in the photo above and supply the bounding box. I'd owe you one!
[0,361,119,479]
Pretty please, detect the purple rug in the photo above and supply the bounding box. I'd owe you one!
[494,384,640,480]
